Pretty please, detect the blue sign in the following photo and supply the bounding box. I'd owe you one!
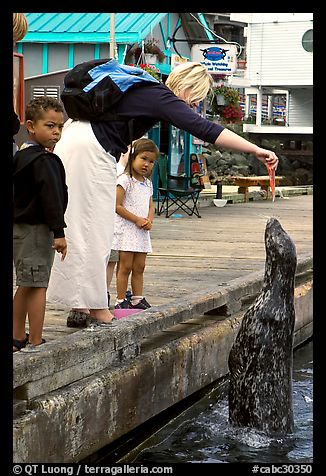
[200,47,228,61]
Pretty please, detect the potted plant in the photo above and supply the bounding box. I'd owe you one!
[209,85,243,124]
[134,39,166,64]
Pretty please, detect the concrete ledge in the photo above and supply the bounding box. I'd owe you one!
[294,282,313,347]
[13,275,313,463]
[14,316,240,462]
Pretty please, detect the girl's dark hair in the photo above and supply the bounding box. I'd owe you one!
[26,96,64,122]
[128,138,160,178]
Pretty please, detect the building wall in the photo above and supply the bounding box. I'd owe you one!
[246,21,313,86]
[73,43,97,65]
[48,44,69,73]
[21,43,43,77]
[100,43,110,58]
[288,88,313,127]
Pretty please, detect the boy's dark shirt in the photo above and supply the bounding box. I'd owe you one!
[13,144,68,238]
[91,82,225,158]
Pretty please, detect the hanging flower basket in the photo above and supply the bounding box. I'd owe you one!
[209,84,243,123]
[134,39,166,64]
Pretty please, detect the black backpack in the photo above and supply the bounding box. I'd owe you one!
[61,58,159,122]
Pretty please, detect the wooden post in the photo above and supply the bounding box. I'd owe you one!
[109,13,116,59]
[238,186,249,202]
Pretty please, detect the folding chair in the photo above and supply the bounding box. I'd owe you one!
[156,154,202,218]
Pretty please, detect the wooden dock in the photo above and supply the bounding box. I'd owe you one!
[14,194,313,344]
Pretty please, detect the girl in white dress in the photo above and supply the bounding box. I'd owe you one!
[111,138,159,310]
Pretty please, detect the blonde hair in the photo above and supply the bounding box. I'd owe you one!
[165,62,213,104]
[13,13,28,42]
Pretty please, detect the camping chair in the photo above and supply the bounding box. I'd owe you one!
[156,153,202,218]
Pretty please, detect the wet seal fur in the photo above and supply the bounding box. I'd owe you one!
[228,217,297,435]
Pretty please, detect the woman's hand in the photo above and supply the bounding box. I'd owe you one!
[255,147,279,171]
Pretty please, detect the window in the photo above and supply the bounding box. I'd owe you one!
[302,29,313,52]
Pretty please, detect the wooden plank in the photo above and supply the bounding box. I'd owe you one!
[230,176,283,202]
[231,175,283,186]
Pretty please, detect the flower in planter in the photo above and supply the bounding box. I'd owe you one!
[222,104,243,123]
[128,63,161,81]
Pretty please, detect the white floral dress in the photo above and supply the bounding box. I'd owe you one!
[111,174,153,253]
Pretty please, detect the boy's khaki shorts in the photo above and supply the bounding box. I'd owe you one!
[109,249,119,262]
[13,223,55,287]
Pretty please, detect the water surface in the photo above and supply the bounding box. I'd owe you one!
[131,341,313,463]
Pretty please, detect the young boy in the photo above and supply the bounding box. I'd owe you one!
[13,97,68,352]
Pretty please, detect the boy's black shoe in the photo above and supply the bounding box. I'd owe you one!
[130,297,151,310]
[115,299,130,309]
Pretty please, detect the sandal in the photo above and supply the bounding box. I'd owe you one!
[13,333,29,352]
[86,315,117,328]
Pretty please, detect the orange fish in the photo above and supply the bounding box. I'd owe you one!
[267,164,275,202]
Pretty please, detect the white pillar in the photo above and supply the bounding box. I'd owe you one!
[285,91,290,126]
[256,88,262,126]
[267,95,273,123]
[245,94,250,117]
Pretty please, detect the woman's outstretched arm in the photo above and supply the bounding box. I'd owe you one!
[215,128,279,170]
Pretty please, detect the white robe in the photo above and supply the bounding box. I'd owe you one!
[47,120,117,309]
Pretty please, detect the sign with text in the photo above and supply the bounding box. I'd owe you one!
[191,44,237,75]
